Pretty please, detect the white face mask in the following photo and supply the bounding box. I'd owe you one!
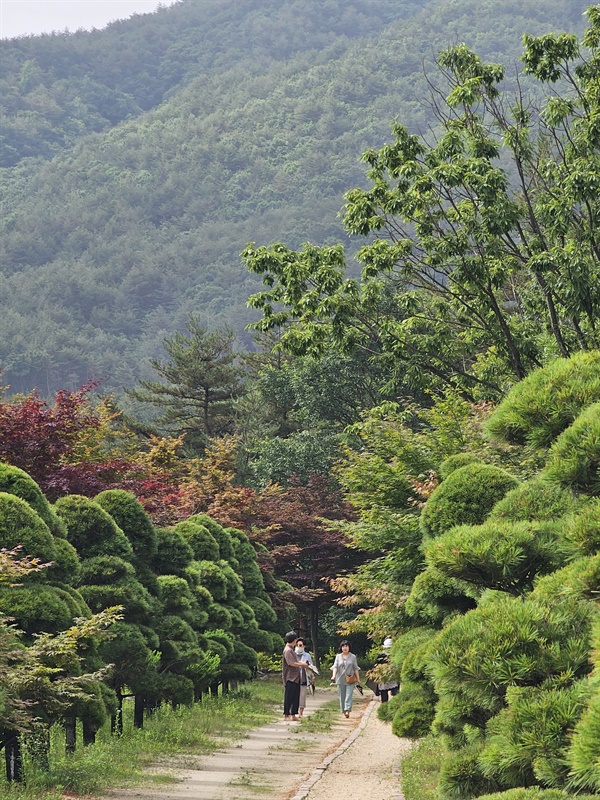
[295,646,304,655]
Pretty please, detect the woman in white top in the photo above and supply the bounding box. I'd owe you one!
[331,640,360,718]
[295,638,314,717]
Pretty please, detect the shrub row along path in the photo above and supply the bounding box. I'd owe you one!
[101,687,411,800]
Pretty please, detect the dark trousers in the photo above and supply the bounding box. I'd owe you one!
[283,680,300,716]
[380,685,399,703]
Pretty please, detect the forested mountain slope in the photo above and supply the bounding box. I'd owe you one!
[0,0,587,394]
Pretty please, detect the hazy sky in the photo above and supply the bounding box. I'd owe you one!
[0,0,180,39]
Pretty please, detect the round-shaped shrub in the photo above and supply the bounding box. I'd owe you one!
[246,596,277,628]
[532,555,600,603]
[197,560,228,601]
[174,520,219,562]
[156,615,200,666]
[205,628,235,657]
[226,528,265,594]
[151,527,193,576]
[490,477,583,523]
[157,672,195,707]
[439,454,482,480]
[485,351,600,448]
[420,464,519,538]
[0,463,65,537]
[54,495,132,559]
[543,403,600,495]
[220,561,244,600]
[0,491,57,564]
[429,594,594,739]
[0,584,78,635]
[189,514,237,564]
[240,625,273,653]
[193,583,213,610]
[80,580,153,621]
[157,575,193,614]
[220,639,257,682]
[207,602,233,629]
[94,490,157,561]
[391,682,437,738]
[80,555,136,585]
[439,745,500,800]
[377,691,401,723]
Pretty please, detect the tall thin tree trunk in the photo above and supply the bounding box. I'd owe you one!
[111,689,123,736]
[134,694,145,729]
[4,731,22,783]
[310,603,320,669]
[65,716,76,754]
[210,682,219,697]
[82,718,96,746]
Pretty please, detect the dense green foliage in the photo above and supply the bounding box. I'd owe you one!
[0,0,587,394]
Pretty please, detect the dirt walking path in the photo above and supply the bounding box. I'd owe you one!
[101,688,412,800]
[296,697,412,800]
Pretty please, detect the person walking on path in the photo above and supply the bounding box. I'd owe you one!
[282,631,311,721]
[295,637,315,718]
[375,637,399,703]
[331,640,361,718]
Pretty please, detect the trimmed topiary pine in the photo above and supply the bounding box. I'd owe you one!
[479,680,592,791]
[94,490,158,562]
[405,566,479,625]
[438,744,500,800]
[566,620,600,794]
[54,495,132,560]
[226,527,266,595]
[45,537,81,586]
[392,682,437,738]
[151,527,194,576]
[0,492,57,564]
[428,594,594,746]
[439,454,482,480]
[189,514,238,566]
[532,554,600,603]
[420,463,519,539]
[489,477,584,523]
[174,519,220,562]
[197,560,228,602]
[485,351,600,449]
[542,403,600,496]
[0,463,65,537]
[424,519,578,594]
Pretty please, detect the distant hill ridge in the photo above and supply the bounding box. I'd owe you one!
[0,0,587,394]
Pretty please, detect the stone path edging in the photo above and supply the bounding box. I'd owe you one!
[288,697,378,800]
